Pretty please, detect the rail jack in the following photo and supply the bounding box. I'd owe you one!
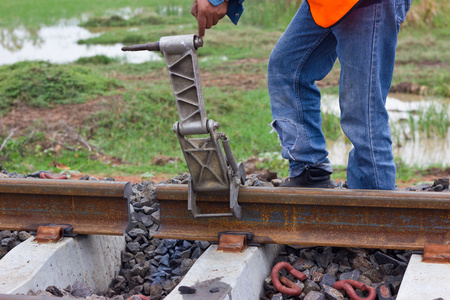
[123,35,246,219]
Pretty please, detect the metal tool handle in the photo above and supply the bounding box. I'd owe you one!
[121,42,160,52]
[122,35,207,135]
[121,36,203,52]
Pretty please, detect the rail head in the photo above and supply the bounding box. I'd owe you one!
[0,178,131,236]
[0,294,65,300]
[156,184,450,210]
[0,178,132,198]
[155,184,450,249]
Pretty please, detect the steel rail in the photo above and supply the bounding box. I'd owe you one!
[155,184,450,250]
[0,178,131,235]
[0,294,64,300]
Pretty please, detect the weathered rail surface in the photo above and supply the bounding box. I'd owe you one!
[0,178,131,235]
[0,295,63,300]
[155,185,450,250]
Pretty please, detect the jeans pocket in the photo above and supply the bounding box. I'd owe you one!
[395,0,412,24]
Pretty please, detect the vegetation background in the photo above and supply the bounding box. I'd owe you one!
[0,0,449,184]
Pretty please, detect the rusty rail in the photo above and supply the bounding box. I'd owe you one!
[0,294,64,300]
[0,178,131,235]
[155,185,450,249]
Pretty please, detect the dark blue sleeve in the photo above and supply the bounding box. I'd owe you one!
[208,0,245,25]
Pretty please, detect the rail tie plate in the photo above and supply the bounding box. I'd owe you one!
[0,178,131,236]
[155,185,450,250]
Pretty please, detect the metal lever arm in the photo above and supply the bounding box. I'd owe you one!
[122,42,160,52]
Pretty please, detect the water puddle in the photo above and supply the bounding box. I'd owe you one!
[0,23,161,65]
[322,94,450,168]
[200,56,228,62]
[327,134,450,168]
[157,5,183,17]
[103,7,146,19]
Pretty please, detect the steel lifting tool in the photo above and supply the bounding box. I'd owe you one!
[122,35,246,218]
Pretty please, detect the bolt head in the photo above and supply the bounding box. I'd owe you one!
[194,36,204,49]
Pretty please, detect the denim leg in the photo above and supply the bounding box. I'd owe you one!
[268,1,336,178]
[332,0,402,189]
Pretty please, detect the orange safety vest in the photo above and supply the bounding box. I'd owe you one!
[307,0,360,28]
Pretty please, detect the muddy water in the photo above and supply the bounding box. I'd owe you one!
[0,23,161,65]
[322,94,450,168]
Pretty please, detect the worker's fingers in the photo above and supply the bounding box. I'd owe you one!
[194,0,228,37]
[205,14,213,29]
[191,0,198,18]
[197,14,206,38]
[217,1,228,19]
[213,14,220,26]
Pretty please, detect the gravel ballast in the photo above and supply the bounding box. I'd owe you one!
[264,246,416,300]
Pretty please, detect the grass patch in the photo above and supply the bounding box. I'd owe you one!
[0,61,121,115]
[395,157,417,182]
[75,55,119,65]
[0,0,191,28]
[80,15,164,28]
[330,166,347,182]
[79,13,188,28]
[393,158,447,183]
[321,112,344,141]
[86,85,278,167]
[392,65,450,97]
[404,0,449,29]
[90,86,183,165]
[0,140,158,177]
[241,0,300,29]
[415,103,450,138]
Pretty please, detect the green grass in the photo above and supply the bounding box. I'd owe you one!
[0,0,192,28]
[88,85,279,166]
[394,26,450,97]
[75,55,119,65]
[403,0,449,29]
[0,61,121,115]
[79,11,189,28]
[392,157,449,183]
[240,0,300,30]
[417,103,450,138]
[0,136,157,177]
[321,112,344,141]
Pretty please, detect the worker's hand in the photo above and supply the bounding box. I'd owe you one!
[191,0,228,38]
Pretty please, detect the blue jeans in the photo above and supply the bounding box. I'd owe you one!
[268,0,411,190]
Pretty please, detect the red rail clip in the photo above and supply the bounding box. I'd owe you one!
[271,262,306,296]
[40,172,68,180]
[333,279,376,300]
[34,226,64,244]
[127,295,151,300]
